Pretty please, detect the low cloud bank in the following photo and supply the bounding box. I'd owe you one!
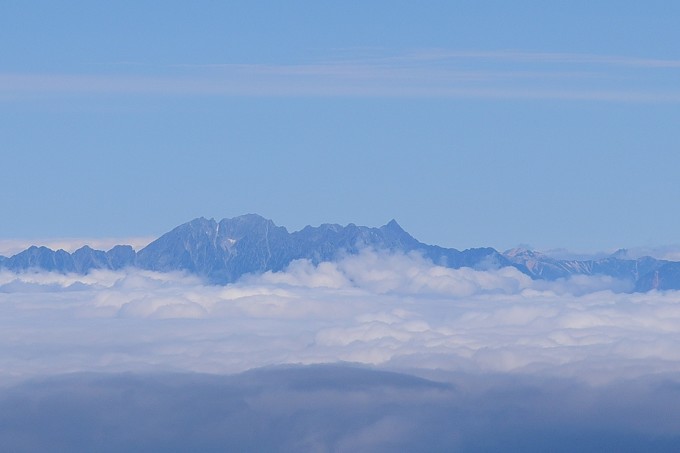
[0,250,679,384]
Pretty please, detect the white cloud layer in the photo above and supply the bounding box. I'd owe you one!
[1,250,679,384]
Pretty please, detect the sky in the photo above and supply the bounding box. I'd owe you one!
[2,1,680,252]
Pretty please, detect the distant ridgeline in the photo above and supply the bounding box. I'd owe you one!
[0,214,677,292]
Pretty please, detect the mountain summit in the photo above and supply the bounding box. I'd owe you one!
[0,214,676,291]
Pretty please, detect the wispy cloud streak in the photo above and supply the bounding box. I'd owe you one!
[391,49,680,68]
[2,49,679,101]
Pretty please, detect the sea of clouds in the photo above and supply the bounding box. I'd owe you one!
[3,249,680,450]
[1,249,679,382]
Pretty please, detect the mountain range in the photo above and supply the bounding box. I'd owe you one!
[1,214,677,292]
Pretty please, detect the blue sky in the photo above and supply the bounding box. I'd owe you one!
[2,1,679,251]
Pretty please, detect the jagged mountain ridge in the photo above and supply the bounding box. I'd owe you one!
[0,214,675,291]
[502,247,666,290]
[1,244,136,274]
[135,214,508,284]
